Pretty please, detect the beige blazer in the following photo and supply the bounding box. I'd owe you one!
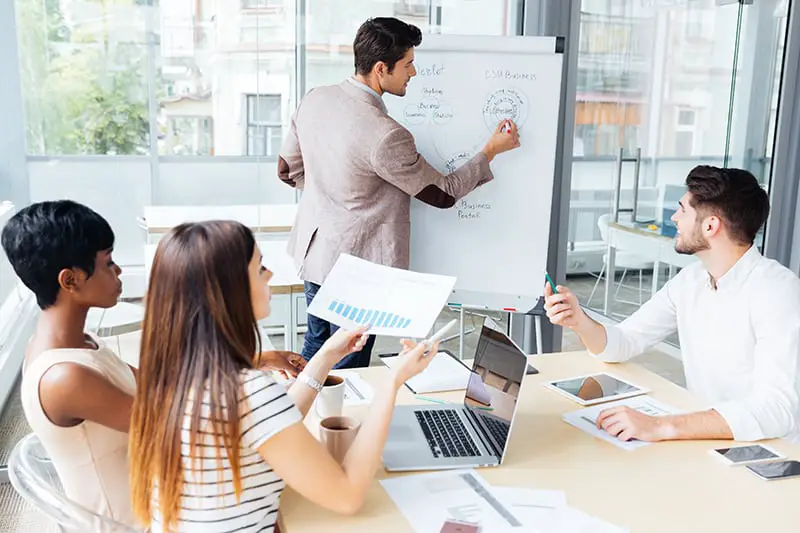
[279,79,493,285]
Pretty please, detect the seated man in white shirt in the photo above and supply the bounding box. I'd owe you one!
[545,165,800,444]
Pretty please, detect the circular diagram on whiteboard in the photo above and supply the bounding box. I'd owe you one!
[482,88,528,131]
[444,151,473,174]
[403,103,427,126]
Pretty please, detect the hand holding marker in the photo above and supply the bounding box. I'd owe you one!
[545,271,558,294]
[422,319,457,356]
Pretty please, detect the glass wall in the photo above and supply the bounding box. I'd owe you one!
[13,0,522,268]
[566,0,788,328]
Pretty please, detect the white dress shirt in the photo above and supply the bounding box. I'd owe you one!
[346,77,387,113]
[594,246,800,443]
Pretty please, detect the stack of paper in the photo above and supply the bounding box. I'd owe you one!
[380,351,471,393]
[381,469,629,533]
[495,487,629,533]
[381,470,524,533]
[562,396,681,451]
[337,371,375,406]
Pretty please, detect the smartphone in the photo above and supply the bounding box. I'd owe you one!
[710,444,785,466]
[746,460,800,481]
[440,519,481,533]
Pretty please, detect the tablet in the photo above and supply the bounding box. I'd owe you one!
[710,444,785,466]
[746,460,800,481]
[543,373,648,406]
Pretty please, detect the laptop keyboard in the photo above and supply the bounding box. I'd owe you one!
[479,413,510,446]
[414,409,481,458]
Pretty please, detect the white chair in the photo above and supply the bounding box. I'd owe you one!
[8,433,145,532]
[588,214,654,309]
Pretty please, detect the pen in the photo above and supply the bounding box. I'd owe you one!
[416,395,494,411]
[544,271,558,294]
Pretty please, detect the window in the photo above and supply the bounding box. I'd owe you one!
[677,109,696,127]
[246,95,283,157]
[17,0,519,158]
[674,107,696,157]
[304,0,523,91]
[162,116,214,156]
[242,0,284,9]
[15,0,150,155]
[396,0,429,17]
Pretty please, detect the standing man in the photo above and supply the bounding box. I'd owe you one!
[279,17,520,368]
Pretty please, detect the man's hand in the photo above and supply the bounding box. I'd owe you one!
[257,350,307,379]
[543,283,585,330]
[596,406,675,442]
[482,120,520,162]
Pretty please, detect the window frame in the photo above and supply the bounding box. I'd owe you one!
[245,94,283,157]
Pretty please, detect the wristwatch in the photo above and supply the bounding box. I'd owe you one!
[297,372,323,392]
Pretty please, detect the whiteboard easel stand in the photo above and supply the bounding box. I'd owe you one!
[449,304,543,359]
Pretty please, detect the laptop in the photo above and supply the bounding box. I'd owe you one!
[382,317,529,471]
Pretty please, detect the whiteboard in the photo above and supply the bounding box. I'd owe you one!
[384,35,564,312]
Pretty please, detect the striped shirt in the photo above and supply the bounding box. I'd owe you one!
[150,370,301,533]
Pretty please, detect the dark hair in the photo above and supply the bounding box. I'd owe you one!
[1,200,114,309]
[685,165,770,245]
[131,221,261,530]
[353,17,422,75]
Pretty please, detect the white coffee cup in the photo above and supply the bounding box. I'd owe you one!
[314,375,345,419]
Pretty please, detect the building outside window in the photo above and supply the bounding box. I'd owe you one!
[246,94,283,157]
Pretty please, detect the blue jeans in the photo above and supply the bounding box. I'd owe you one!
[301,282,376,369]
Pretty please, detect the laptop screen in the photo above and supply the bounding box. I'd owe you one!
[463,322,527,456]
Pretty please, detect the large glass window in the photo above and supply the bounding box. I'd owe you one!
[568,0,788,336]
[305,0,521,93]
[156,0,297,157]
[13,0,522,269]
[15,0,150,156]
[16,1,520,159]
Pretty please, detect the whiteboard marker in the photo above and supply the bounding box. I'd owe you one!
[422,319,458,357]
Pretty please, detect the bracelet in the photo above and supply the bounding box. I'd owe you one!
[297,372,323,393]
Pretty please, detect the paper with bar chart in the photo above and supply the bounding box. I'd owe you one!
[307,254,456,338]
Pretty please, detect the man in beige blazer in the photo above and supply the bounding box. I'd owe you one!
[279,17,520,368]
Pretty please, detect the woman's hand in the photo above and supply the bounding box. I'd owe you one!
[390,339,439,389]
[257,350,307,378]
[318,326,370,365]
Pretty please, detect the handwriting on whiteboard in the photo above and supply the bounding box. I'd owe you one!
[457,200,492,221]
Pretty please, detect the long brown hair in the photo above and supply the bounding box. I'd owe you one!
[129,221,262,529]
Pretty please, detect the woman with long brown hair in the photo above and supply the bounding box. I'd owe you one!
[129,221,436,532]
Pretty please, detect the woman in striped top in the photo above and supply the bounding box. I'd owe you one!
[129,221,437,533]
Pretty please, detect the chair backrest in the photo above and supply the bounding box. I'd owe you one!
[8,433,144,533]
[597,213,611,243]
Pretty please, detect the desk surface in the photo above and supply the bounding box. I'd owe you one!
[609,220,674,242]
[280,351,800,533]
[143,204,297,233]
[607,221,697,269]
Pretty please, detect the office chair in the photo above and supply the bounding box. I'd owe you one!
[588,214,654,310]
[8,433,144,532]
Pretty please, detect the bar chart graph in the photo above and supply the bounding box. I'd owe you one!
[327,300,412,329]
[306,254,456,338]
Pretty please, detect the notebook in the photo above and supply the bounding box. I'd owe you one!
[379,349,472,393]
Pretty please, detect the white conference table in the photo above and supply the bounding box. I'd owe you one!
[141,204,297,237]
[281,351,800,533]
[604,221,698,314]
